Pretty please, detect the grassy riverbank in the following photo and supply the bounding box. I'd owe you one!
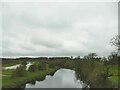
[107,65,119,87]
[62,60,119,88]
[2,58,119,88]
[2,62,58,88]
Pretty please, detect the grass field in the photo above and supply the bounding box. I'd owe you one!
[108,65,119,86]
[108,65,118,76]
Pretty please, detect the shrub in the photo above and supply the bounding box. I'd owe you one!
[21,61,27,66]
[28,64,37,72]
[49,62,56,68]
[11,65,26,77]
[37,62,46,70]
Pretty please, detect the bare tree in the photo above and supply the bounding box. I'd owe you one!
[110,35,120,56]
[110,35,120,48]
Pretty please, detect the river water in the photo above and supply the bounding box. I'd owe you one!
[25,69,88,88]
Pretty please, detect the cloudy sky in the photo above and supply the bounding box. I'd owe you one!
[1,2,118,58]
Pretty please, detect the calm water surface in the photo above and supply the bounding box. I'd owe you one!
[25,69,88,88]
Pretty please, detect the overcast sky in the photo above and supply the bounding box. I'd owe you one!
[1,2,118,58]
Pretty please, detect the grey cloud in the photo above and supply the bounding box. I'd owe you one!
[31,36,64,49]
[21,14,72,30]
[2,2,118,57]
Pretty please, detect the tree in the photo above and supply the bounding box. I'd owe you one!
[37,62,46,70]
[110,35,120,48]
[108,52,117,59]
[110,35,120,56]
[11,65,26,77]
[84,53,98,60]
[75,56,80,59]
[28,64,37,72]
[21,61,27,66]
[108,52,118,65]
[70,56,73,59]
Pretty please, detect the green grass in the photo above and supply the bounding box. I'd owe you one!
[2,62,58,88]
[107,65,120,87]
[108,65,118,76]
[108,76,119,86]
[2,69,12,75]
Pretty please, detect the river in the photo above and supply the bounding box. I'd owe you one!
[25,69,89,88]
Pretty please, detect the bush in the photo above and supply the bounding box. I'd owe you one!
[37,62,46,70]
[11,65,26,77]
[21,61,27,66]
[49,62,56,68]
[28,64,37,72]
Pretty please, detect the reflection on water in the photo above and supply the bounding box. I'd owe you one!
[25,69,87,88]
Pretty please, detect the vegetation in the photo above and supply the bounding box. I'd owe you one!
[2,51,119,88]
[37,62,46,70]
[2,60,58,88]
[110,35,120,48]
[2,60,21,67]
[21,61,27,66]
[2,68,57,88]
[28,64,37,72]
[11,65,26,77]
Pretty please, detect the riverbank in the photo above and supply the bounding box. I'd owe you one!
[2,68,58,88]
[63,60,119,88]
[2,59,119,88]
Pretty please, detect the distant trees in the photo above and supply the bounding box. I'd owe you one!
[74,56,80,60]
[84,53,98,60]
[70,56,73,59]
[48,57,70,60]
[88,53,97,59]
[110,35,119,64]
[108,52,118,60]
[107,52,118,65]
